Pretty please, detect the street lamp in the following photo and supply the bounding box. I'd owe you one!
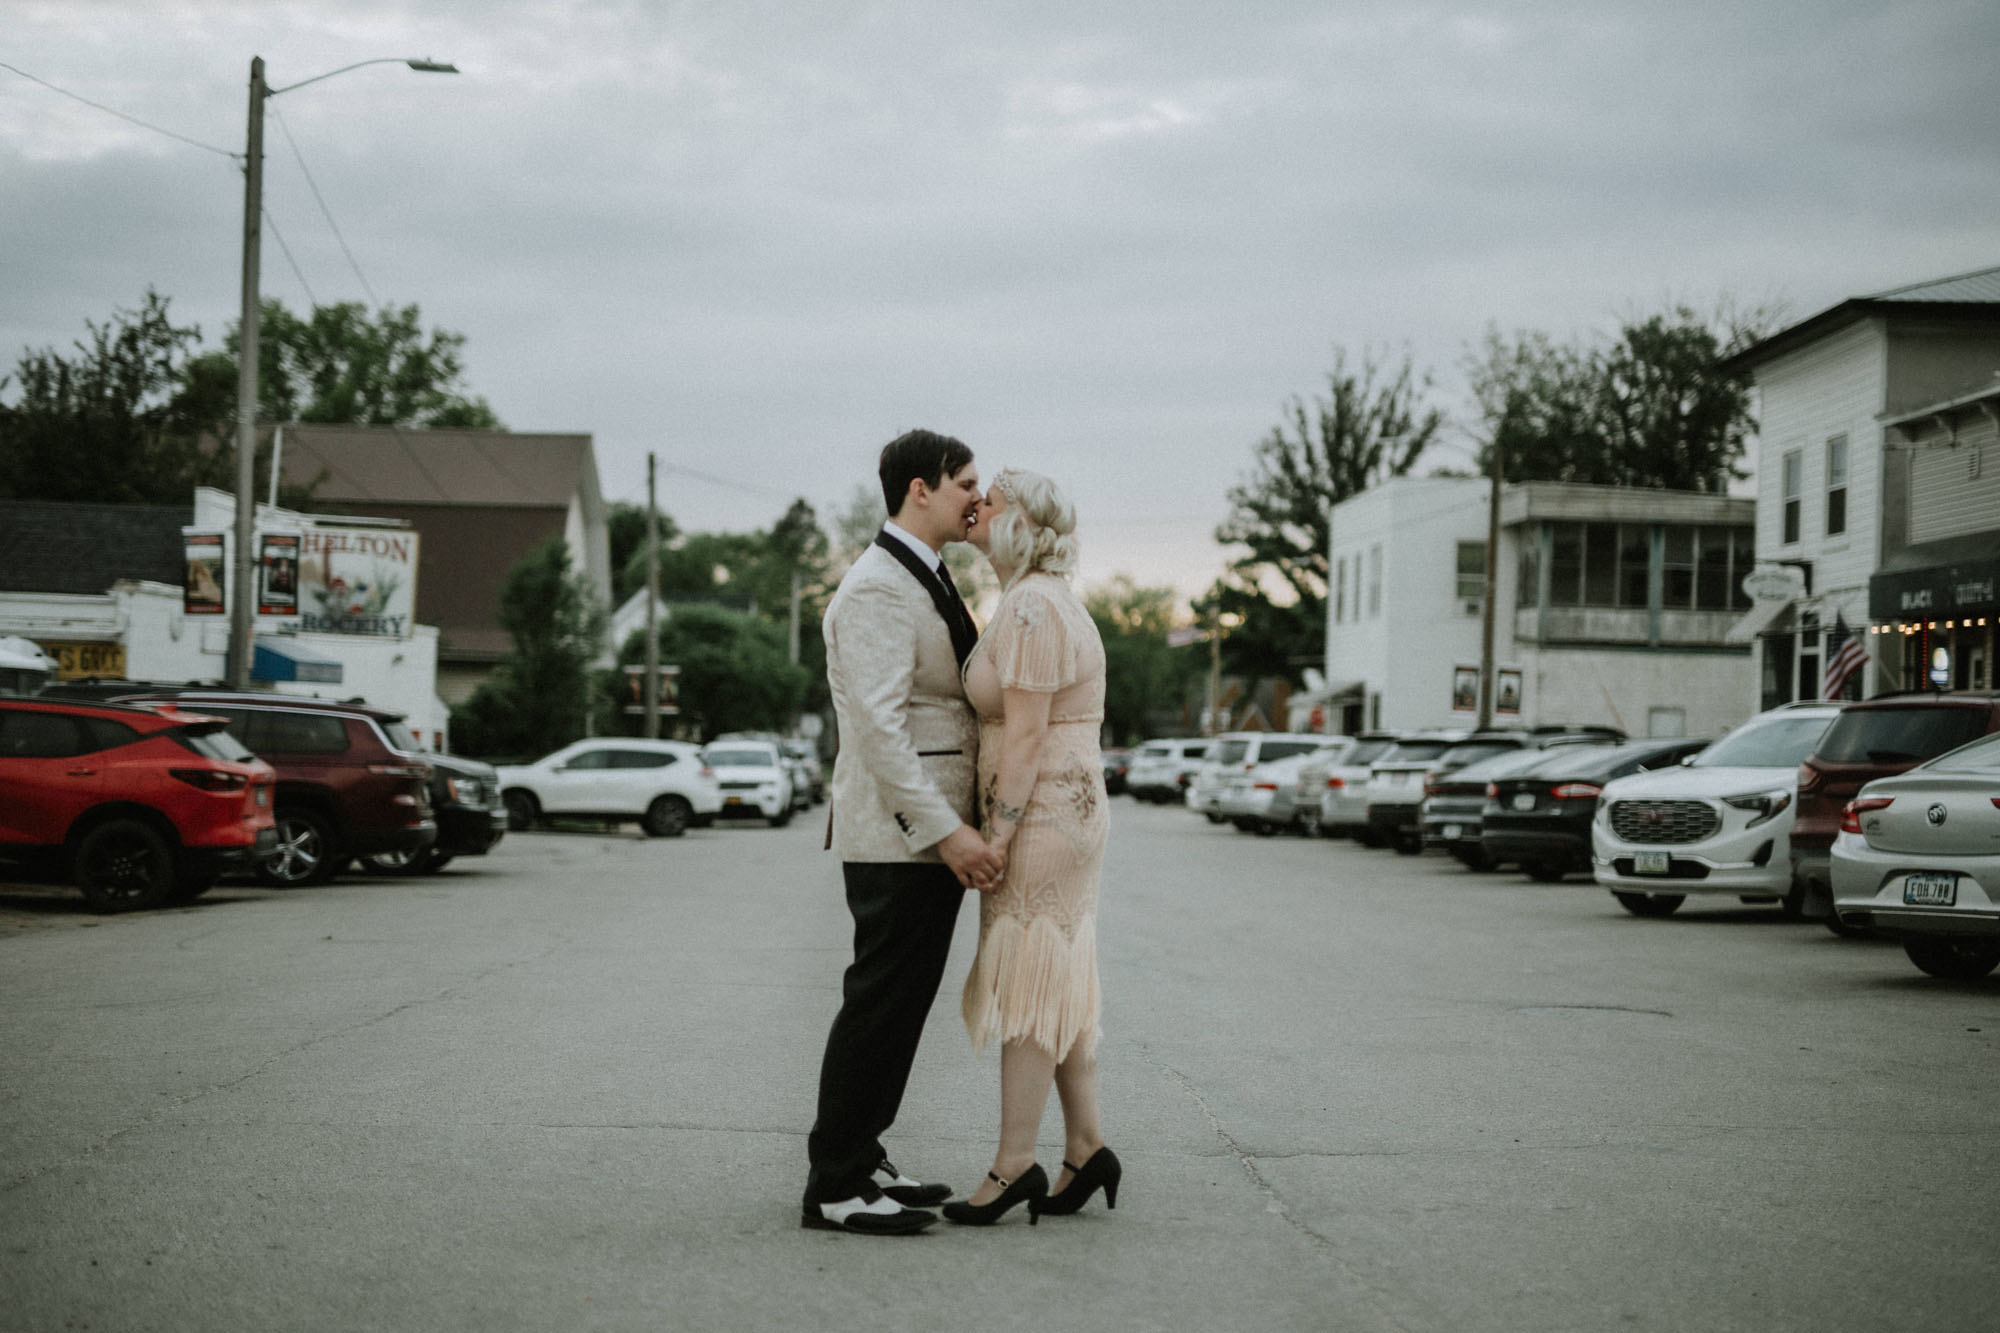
[229,55,458,687]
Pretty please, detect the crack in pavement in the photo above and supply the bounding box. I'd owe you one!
[1140,1043,1412,1333]
[1,930,580,1196]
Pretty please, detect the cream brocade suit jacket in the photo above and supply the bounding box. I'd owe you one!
[823,542,979,862]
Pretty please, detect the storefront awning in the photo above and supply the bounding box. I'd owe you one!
[1725,599,1794,645]
[253,636,344,684]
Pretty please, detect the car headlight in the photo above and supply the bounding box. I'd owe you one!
[1721,788,1791,828]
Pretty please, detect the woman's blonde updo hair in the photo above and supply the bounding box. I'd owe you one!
[987,467,1079,585]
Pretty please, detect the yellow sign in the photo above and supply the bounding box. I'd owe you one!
[41,641,126,681]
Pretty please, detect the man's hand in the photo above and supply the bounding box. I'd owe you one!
[937,825,1006,892]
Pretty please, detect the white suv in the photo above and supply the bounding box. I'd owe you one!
[701,739,796,826]
[1186,732,1334,823]
[496,739,722,837]
[1590,703,1842,916]
[1126,738,1210,804]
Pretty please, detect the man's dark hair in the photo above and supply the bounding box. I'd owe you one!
[878,429,974,517]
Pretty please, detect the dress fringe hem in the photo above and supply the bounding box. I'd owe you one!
[962,912,1100,1061]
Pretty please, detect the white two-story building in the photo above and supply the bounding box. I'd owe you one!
[1325,476,1756,739]
[1723,264,2000,704]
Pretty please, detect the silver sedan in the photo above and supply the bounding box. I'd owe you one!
[1831,731,2000,980]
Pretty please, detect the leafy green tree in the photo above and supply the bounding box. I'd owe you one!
[607,501,682,603]
[1214,346,1443,678]
[248,299,502,429]
[625,603,810,738]
[0,290,236,503]
[1086,577,1203,745]
[451,537,605,758]
[1467,306,1769,492]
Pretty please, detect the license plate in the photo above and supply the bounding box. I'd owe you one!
[1633,850,1670,876]
[1902,872,1957,906]
[1442,823,1462,840]
[1510,792,1536,811]
[724,796,744,806]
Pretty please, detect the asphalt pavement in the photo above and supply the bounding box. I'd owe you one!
[2,800,1996,1331]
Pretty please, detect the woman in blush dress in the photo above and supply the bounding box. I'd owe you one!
[941,467,1122,1226]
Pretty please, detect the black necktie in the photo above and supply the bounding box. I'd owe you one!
[934,562,978,664]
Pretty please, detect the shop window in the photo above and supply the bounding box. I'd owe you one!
[1781,449,1802,544]
[1454,542,1486,603]
[1825,435,1848,537]
[1518,533,1541,607]
[1584,523,1618,605]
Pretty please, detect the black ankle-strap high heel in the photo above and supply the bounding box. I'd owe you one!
[941,1164,1049,1226]
[1029,1146,1122,1218]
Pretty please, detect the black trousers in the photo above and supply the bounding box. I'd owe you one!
[803,860,963,1207]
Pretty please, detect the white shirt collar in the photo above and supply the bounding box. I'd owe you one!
[881,520,943,573]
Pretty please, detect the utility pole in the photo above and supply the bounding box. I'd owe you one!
[644,453,660,738]
[228,56,268,688]
[1477,424,1503,729]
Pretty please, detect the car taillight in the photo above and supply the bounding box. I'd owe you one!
[1841,796,1893,834]
[1797,762,1822,795]
[170,768,248,793]
[1485,782,1499,798]
[1325,776,1345,790]
[370,764,429,779]
[1550,783,1602,801]
[1253,782,1277,791]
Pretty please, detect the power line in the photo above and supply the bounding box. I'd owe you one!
[270,106,379,305]
[0,60,238,160]
[262,208,320,308]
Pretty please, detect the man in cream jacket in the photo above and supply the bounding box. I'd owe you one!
[801,429,1006,1236]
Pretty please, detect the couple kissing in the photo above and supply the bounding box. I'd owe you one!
[801,429,1123,1235]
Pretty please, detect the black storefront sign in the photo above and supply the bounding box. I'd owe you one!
[1869,554,2000,621]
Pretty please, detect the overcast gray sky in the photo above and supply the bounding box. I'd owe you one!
[5,1,1996,602]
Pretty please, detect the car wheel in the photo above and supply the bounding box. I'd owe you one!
[1902,938,2000,981]
[1353,829,1384,848]
[1450,845,1490,872]
[1391,832,1423,856]
[361,846,439,875]
[1203,812,1227,824]
[642,795,692,838]
[256,807,339,887]
[503,790,540,832]
[1780,875,1808,919]
[768,805,793,829]
[1613,891,1684,917]
[1823,915,1870,939]
[72,818,175,912]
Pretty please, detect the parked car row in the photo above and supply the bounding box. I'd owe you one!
[6,679,827,913]
[1139,688,2000,981]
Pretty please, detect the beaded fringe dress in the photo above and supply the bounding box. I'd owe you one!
[960,572,1109,1061]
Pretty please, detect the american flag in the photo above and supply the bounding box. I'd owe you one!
[1821,612,1867,700]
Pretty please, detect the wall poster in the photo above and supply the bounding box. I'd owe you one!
[1451,665,1478,713]
[1496,667,1523,716]
[184,532,225,615]
[258,532,300,616]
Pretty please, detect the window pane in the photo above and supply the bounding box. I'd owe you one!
[1455,542,1486,601]
[1827,487,1846,536]
[1826,436,1847,487]
[1781,450,1801,499]
[0,710,88,758]
[261,711,350,754]
[1518,533,1541,607]
[1695,528,1729,608]
[1783,499,1800,545]
[1584,524,1617,606]
[1549,523,1582,607]
[1618,524,1651,608]
[1661,526,1694,608]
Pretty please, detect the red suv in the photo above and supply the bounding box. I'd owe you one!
[115,691,436,887]
[1791,690,2000,929]
[0,698,276,912]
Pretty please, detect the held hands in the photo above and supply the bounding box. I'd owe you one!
[938,824,1008,894]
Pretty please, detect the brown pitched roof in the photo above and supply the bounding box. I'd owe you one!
[279,425,595,507]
